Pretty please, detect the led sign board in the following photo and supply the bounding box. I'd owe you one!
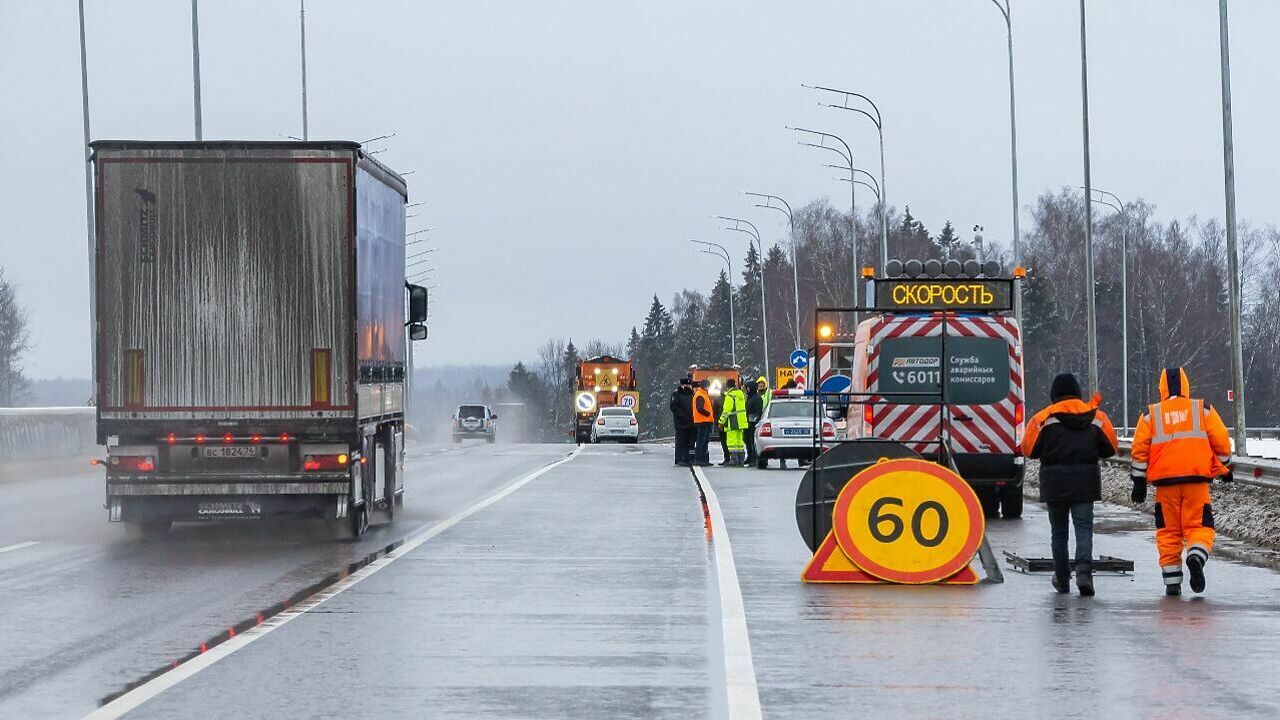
[874,279,1012,312]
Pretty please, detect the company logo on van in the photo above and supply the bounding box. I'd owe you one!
[892,357,940,368]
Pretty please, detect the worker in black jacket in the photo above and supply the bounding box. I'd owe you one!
[1022,373,1119,596]
[669,377,695,466]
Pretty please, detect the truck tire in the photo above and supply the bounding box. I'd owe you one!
[125,520,171,539]
[1000,485,1024,519]
[979,489,1000,519]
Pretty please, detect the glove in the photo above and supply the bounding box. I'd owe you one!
[1220,470,1235,484]
[1130,479,1147,504]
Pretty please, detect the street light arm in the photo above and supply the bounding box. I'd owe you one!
[722,226,762,252]
[743,191,793,225]
[820,103,882,133]
[797,141,851,166]
[788,126,855,165]
[716,215,762,242]
[989,0,1010,25]
[803,84,882,127]
[836,178,881,201]
[690,238,731,263]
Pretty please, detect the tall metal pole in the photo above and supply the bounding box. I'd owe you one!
[692,241,736,366]
[300,0,309,140]
[789,126,858,295]
[992,0,1023,322]
[78,0,95,403]
[1090,188,1129,432]
[806,86,888,273]
[745,192,801,349]
[719,218,769,372]
[1078,0,1099,395]
[191,0,203,140]
[1218,0,1249,455]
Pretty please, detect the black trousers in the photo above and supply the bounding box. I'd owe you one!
[744,423,758,462]
[673,426,694,465]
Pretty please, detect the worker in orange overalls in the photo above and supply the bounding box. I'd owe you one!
[1130,367,1233,596]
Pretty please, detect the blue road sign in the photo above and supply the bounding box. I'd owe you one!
[819,374,853,393]
[790,349,809,369]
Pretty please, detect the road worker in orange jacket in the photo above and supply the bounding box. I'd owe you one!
[1130,367,1233,596]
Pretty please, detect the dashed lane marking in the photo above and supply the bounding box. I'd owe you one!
[84,445,584,720]
[692,466,763,720]
[0,541,40,554]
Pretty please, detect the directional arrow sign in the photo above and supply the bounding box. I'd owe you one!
[790,348,809,369]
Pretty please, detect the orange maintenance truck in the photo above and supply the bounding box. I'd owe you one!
[572,355,637,443]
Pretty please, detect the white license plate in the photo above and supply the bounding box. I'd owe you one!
[200,446,261,459]
[783,428,810,436]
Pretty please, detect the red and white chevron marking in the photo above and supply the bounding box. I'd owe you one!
[866,315,1024,455]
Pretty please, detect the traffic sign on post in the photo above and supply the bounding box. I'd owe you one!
[802,458,984,585]
[617,391,639,411]
[790,348,809,369]
[775,367,797,389]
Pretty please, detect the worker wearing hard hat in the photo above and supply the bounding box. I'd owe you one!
[719,378,749,467]
[1130,367,1233,596]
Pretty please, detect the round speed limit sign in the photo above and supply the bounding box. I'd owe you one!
[832,459,984,584]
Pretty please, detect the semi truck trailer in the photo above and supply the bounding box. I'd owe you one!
[91,141,428,537]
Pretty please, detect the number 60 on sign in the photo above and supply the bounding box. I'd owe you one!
[831,459,985,584]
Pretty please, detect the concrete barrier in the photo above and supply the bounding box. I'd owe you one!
[0,407,97,461]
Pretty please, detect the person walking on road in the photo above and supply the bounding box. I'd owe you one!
[1130,367,1233,596]
[692,379,715,467]
[669,377,695,466]
[1022,373,1118,596]
[744,380,764,467]
[719,378,748,467]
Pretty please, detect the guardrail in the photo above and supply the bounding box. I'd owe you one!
[0,407,96,461]
[1108,440,1279,490]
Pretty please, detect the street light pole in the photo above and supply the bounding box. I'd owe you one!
[300,0,309,140]
[744,192,801,348]
[1087,188,1129,432]
[691,240,736,366]
[77,0,95,403]
[789,126,858,295]
[191,0,203,140]
[1078,0,1099,396]
[1218,0,1249,455]
[806,84,889,273]
[989,0,1024,324]
[718,217,769,371]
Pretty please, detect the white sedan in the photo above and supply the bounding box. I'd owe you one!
[591,407,639,443]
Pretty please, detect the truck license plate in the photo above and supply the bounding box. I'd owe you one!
[200,446,261,459]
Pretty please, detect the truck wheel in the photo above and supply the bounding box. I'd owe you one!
[979,490,1000,519]
[125,520,171,539]
[1000,485,1024,519]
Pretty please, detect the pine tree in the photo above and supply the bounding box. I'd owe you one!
[635,296,675,437]
[704,270,734,365]
[735,244,763,377]
[935,220,960,258]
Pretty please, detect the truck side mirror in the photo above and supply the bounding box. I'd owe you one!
[409,323,428,341]
[406,284,428,323]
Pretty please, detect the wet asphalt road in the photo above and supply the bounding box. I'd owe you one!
[9,442,1280,718]
[0,440,573,719]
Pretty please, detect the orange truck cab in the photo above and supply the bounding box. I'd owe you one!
[842,265,1026,518]
[572,356,637,443]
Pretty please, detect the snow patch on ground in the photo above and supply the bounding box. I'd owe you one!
[1024,459,1280,551]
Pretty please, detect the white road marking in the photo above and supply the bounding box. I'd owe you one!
[84,446,583,720]
[692,466,763,720]
[0,541,40,554]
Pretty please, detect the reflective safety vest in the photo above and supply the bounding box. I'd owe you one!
[1131,395,1232,486]
[720,388,748,430]
[692,388,715,423]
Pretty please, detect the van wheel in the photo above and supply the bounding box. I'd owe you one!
[1000,486,1024,519]
[979,490,1000,519]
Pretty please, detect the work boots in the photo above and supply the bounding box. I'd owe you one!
[1075,565,1095,597]
[1051,574,1070,594]
[1187,552,1208,594]
[1165,584,1182,597]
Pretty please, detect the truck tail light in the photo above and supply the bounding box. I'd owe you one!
[864,405,874,427]
[110,455,155,472]
[759,422,772,438]
[223,433,234,444]
[303,454,349,471]
[166,433,177,445]
[195,435,206,445]
[1014,403,1024,426]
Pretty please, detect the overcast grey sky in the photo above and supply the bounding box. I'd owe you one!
[2,1,1278,378]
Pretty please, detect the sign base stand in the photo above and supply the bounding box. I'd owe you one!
[802,532,978,585]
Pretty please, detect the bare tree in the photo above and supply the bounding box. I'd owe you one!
[0,269,30,406]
